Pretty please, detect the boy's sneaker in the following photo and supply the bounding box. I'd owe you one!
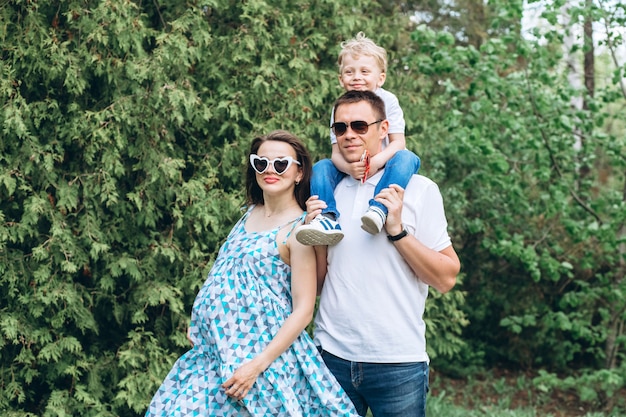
[296,215,344,246]
[360,206,386,235]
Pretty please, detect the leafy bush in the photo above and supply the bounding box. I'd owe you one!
[2,0,624,415]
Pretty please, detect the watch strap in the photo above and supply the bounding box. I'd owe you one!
[387,228,408,242]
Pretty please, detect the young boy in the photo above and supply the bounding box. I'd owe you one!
[296,32,421,246]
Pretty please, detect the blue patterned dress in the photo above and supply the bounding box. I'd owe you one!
[146,207,359,416]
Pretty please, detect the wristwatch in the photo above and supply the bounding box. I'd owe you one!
[387,227,409,242]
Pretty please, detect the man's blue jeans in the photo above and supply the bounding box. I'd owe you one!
[310,150,421,219]
[321,350,429,417]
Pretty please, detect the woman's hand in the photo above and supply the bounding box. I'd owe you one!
[186,326,194,347]
[222,360,263,402]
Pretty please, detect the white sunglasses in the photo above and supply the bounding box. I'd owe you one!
[249,154,301,175]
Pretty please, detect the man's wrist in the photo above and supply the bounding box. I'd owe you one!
[387,227,408,242]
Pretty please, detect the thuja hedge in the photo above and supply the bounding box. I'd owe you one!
[2,0,624,415]
[0,0,464,415]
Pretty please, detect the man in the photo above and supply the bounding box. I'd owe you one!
[306,90,460,417]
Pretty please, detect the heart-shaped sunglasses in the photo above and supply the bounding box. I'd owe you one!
[249,154,301,175]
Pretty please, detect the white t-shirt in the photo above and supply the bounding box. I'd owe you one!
[329,87,405,148]
[314,171,452,363]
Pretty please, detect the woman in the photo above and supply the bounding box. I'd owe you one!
[146,130,358,416]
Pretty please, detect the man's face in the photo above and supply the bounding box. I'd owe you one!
[334,101,388,163]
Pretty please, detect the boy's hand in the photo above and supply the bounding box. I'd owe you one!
[367,153,385,178]
[346,150,369,181]
[360,150,370,183]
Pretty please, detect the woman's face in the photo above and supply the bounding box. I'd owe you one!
[252,140,302,196]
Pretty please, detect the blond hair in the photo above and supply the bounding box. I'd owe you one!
[338,32,388,73]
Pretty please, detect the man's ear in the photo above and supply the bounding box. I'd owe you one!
[379,119,389,141]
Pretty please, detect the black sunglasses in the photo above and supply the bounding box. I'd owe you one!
[331,119,383,137]
[249,154,301,175]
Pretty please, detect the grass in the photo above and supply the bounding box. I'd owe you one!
[362,368,626,417]
[425,391,615,417]
[426,369,625,417]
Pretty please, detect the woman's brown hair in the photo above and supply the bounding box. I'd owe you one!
[246,130,312,211]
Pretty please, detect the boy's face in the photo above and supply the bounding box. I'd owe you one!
[339,54,385,92]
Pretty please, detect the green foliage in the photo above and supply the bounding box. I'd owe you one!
[395,0,625,407]
[2,0,625,415]
[429,370,625,416]
[0,0,415,415]
[534,365,626,410]
[425,275,469,361]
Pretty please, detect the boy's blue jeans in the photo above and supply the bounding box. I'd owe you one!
[320,349,429,417]
[310,150,421,219]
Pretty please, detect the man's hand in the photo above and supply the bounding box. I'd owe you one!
[373,184,405,236]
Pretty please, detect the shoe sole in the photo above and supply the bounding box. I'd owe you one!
[360,216,382,235]
[296,229,344,246]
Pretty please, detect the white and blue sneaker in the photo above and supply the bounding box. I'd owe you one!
[360,206,386,235]
[296,214,344,246]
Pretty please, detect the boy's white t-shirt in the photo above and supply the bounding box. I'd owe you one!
[329,87,405,149]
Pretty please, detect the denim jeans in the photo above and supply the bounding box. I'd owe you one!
[310,159,347,219]
[310,150,421,219]
[320,350,429,417]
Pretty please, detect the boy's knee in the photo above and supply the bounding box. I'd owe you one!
[393,150,420,164]
[388,150,421,174]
